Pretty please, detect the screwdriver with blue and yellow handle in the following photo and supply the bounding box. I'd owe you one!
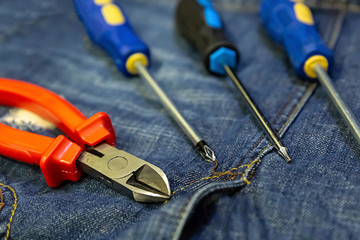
[73,0,217,163]
[176,0,291,163]
[261,0,360,146]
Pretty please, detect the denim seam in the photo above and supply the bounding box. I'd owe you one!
[169,82,310,237]
[168,83,305,199]
[168,156,260,200]
[0,189,3,212]
[171,9,344,238]
[234,90,307,184]
[242,85,315,181]
[243,83,318,182]
[171,158,262,239]
[170,81,318,239]
[172,198,193,239]
[171,180,248,240]
[0,183,18,240]
[214,83,306,175]
[218,84,302,175]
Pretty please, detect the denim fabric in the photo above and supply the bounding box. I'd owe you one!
[0,0,359,239]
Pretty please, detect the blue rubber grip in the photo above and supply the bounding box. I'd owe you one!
[260,0,333,79]
[73,0,150,77]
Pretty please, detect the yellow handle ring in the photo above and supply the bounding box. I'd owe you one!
[126,53,149,75]
[304,55,329,78]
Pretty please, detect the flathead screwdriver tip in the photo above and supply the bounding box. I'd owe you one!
[278,147,291,163]
[196,140,217,163]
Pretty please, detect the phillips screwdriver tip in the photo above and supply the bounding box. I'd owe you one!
[196,140,217,163]
[278,147,291,163]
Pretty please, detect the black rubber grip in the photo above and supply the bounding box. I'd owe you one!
[175,0,240,75]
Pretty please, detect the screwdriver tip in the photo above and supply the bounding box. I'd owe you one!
[196,140,217,163]
[278,147,291,163]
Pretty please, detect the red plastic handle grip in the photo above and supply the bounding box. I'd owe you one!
[0,78,116,147]
[0,78,117,187]
[0,123,83,187]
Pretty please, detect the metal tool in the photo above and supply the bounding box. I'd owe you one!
[260,0,360,146]
[0,78,170,202]
[176,0,291,163]
[73,0,217,163]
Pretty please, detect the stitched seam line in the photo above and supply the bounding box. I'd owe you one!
[170,82,315,239]
[241,96,307,182]
[212,84,302,179]
[170,6,343,239]
[221,84,303,172]
[209,84,304,178]
[170,150,263,239]
[0,189,4,211]
[169,4,341,195]
[168,83,308,198]
[171,9,343,237]
[168,79,316,208]
[0,183,18,240]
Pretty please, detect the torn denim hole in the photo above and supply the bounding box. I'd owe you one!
[0,108,56,131]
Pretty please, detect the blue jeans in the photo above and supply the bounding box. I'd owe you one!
[0,0,359,239]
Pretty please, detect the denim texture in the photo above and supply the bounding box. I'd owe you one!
[0,0,359,239]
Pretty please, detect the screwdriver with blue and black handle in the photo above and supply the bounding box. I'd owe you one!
[176,0,291,163]
[73,0,217,163]
[260,0,360,146]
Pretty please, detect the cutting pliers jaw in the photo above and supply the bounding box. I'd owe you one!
[77,143,171,202]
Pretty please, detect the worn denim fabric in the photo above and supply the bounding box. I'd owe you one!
[0,0,359,239]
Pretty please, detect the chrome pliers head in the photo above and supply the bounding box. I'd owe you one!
[78,143,171,202]
[0,78,170,202]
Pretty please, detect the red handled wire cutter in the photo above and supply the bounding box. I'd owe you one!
[0,78,171,202]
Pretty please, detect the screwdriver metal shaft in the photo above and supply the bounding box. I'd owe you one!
[135,61,217,163]
[224,65,291,163]
[314,64,360,145]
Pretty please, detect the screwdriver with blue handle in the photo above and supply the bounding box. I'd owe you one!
[176,0,291,162]
[73,0,217,163]
[261,0,360,146]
